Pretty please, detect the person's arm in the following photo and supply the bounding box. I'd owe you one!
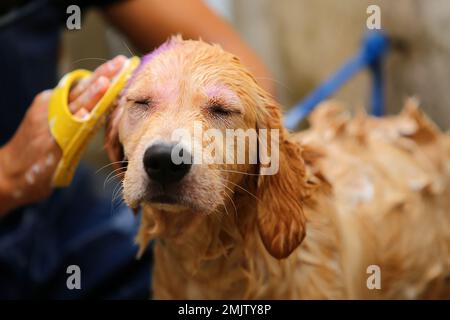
[0,151,15,214]
[0,56,128,217]
[103,0,275,95]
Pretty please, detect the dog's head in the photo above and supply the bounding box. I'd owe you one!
[106,36,307,259]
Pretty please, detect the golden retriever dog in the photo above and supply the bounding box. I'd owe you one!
[105,36,450,299]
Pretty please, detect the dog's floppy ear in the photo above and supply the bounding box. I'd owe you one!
[105,106,141,215]
[105,105,125,168]
[256,97,307,259]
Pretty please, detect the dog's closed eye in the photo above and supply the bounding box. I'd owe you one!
[125,97,154,120]
[210,102,232,116]
[131,97,153,109]
[207,98,242,120]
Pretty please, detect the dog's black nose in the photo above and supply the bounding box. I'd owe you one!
[143,143,192,184]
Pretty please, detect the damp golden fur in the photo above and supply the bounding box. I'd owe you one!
[106,36,450,299]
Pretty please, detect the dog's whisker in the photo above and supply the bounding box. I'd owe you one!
[223,184,235,196]
[218,181,238,217]
[223,179,261,202]
[111,182,124,204]
[212,168,260,176]
[103,168,126,188]
[111,192,124,209]
[221,196,230,216]
[109,181,124,216]
[104,166,125,180]
[110,198,125,216]
[113,198,126,212]
[71,57,108,67]
[112,195,124,209]
[105,173,125,191]
[96,161,129,174]
[122,40,136,57]
[223,189,237,217]
[113,183,124,200]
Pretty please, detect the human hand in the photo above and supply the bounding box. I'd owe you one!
[0,55,127,215]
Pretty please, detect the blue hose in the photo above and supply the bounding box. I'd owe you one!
[284,31,390,130]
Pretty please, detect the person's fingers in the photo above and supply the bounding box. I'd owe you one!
[95,55,127,80]
[69,76,110,115]
[73,108,90,119]
[69,55,127,102]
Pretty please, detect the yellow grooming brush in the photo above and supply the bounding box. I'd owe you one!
[49,56,140,187]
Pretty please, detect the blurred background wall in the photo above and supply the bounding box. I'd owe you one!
[59,0,450,166]
[232,0,450,129]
